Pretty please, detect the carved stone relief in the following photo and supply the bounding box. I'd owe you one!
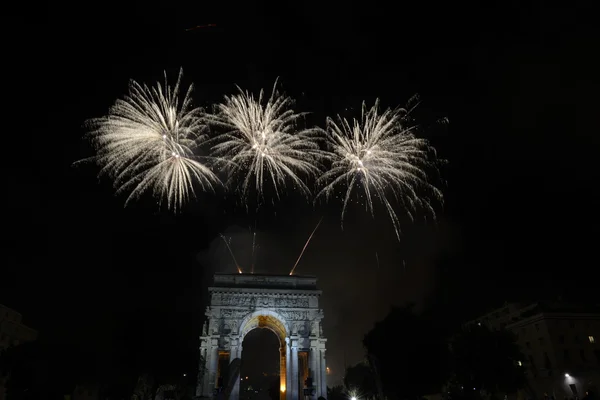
[217,294,311,308]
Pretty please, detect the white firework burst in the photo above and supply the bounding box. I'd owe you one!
[206,80,323,203]
[86,68,220,211]
[316,98,443,241]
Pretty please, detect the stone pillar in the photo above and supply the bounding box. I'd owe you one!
[291,339,299,400]
[280,346,287,400]
[319,349,327,398]
[209,343,219,391]
[229,339,240,400]
[197,345,209,397]
[286,338,292,400]
[309,345,319,400]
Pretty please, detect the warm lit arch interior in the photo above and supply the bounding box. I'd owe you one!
[239,312,288,400]
[240,314,287,346]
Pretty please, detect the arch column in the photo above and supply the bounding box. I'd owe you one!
[229,338,241,400]
[285,338,293,400]
[319,348,327,398]
[309,342,319,400]
[197,342,209,397]
[291,339,299,400]
[280,346,287,400]
[209,340,219,394]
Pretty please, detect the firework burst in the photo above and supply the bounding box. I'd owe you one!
[85,68,220,211]
[316,98,443,241]
[206,80,323,204]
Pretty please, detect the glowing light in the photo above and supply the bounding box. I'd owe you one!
[280,385,286,393]
[326,367,331,374]
[82,68,220,211]
[351,397,357,400]
[565,373,570,377]
[517,361,522,366]
[206,79,324,203]
[183,373,186,377]
[316,98,443,242]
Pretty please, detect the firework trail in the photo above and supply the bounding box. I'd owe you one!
[206,79,324,203]
[83,68,220,211]
[220,234,242,274]
[375,251,380,269]
[315,97,443,241]
[289,217,323,275]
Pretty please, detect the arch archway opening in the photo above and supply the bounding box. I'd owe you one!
[239,313,288,400]
[241,328,281,400]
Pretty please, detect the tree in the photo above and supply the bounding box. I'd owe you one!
[327,385,347,400]
[449,325,526,399]
[344,363,377,399]
[132,374,156,400]
[363,305,450,400]
[0,341,78,399]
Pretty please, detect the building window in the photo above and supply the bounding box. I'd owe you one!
[589,336,596,344]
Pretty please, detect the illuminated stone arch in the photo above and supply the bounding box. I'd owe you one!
[238,310,289,346]
[196,274,328,400]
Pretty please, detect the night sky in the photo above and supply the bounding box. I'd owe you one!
[5,0,599,388]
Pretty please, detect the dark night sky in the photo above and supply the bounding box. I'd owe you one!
[5,0,600,387]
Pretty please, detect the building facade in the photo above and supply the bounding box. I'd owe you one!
[470,302,600,399]
[0,304,38,400]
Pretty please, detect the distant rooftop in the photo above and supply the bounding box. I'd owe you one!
[212,273,318,290]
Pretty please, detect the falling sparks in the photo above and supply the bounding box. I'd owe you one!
[84,68,220,211]
[206,80,324,204]
[316,98,443,241]
[289,217,323,275]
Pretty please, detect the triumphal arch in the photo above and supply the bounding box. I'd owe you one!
[196,273,328,400]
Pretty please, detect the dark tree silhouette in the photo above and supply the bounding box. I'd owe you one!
[449,325,526,398]
[363,305,450,400]
[344,363,377,398]
[327,385,346,400]
[0,341,78,399]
